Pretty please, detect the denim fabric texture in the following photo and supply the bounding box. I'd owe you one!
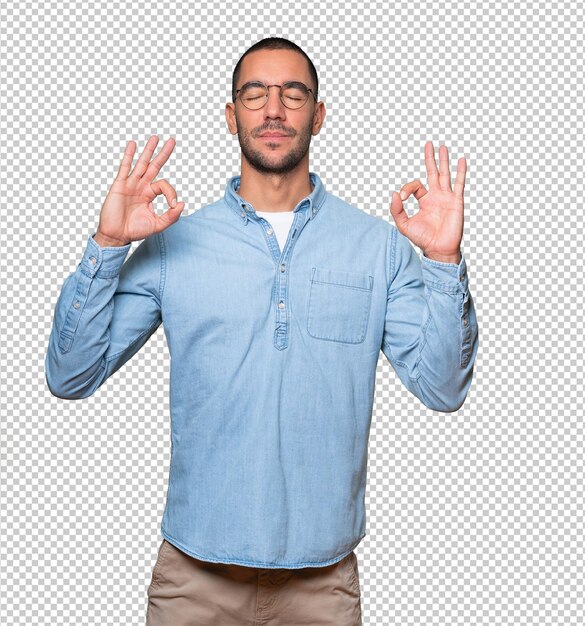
[45,171,479,568]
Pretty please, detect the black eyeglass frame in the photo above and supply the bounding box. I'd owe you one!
[234,81,318,110]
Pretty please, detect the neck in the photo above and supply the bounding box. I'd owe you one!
[237,161,314,213]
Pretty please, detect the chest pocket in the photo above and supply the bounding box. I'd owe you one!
[307,267,374,344]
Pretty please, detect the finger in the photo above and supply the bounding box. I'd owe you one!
[150,178,181,209]
[143,137,177,183]
[438,144,452,191]
[453,156,467,199]
[389,191,409,233]
[115,140,137,180]
[425,141,439,188]
[399,179,427,202]
[130,135,160,179]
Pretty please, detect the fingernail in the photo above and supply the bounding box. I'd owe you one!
[171,198,177,207]
[400,191,407,200]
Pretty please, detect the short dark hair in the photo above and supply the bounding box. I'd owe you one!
[232,37,319,104]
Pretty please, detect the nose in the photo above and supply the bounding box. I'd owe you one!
[263,85,287,119]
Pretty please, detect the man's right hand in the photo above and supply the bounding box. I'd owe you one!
[94,135,186,247]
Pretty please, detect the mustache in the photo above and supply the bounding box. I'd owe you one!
[256,127,294,136]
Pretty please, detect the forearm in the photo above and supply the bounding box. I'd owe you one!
[413,253,478,411]
[45,233,132,399]
[383,227,479,413]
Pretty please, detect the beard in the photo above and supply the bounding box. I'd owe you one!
[235,115,314,175]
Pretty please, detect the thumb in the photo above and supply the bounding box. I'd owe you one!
[389,191,408,232]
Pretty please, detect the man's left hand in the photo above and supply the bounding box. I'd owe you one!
[390,141,466,264]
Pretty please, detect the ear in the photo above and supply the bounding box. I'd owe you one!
[312,101,326,135]
[225,103,238,135]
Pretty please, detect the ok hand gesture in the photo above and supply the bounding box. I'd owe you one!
[95,135,186,247]
[390,141,466,264]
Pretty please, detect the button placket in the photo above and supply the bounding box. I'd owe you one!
[246,202,311,351]
[58,268,92,353]
[274,220,290,350]
[274,209,309,350]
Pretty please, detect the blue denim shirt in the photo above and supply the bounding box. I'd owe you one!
[45,171,478,568]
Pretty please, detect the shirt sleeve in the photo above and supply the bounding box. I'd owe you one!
[381,225,479,412]
[45,231,164,399]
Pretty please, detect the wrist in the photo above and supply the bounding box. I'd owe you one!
[93,231,131,247]
[423,250,461,264]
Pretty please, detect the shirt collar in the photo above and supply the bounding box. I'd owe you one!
[224,171,327,223]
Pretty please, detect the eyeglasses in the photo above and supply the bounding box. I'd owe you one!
[235,81,317,110]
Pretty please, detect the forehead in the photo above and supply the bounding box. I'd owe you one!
[239,49,311,85]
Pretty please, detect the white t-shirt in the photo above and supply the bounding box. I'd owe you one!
[255,210,296,252]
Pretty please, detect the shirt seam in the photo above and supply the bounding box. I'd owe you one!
[382,225,396,363]
[158,230,167,305]
[386,224,396,293]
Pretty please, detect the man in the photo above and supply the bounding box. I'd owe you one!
[45,37,478,625]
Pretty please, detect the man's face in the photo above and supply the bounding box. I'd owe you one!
[226,49,326,175]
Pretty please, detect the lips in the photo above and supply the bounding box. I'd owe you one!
[259,131,289,138]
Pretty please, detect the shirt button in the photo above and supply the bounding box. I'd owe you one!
[73,301,80,309]
[241,210,246,217]
[89,256,96,265]
[280,263,286,272]
[278,301,285,309]
[267,228,273,235]
[463,316,468,326]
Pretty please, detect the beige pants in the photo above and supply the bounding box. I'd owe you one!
[145,539,362,625]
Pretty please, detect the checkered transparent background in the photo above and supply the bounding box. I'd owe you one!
[1,1,583,624]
